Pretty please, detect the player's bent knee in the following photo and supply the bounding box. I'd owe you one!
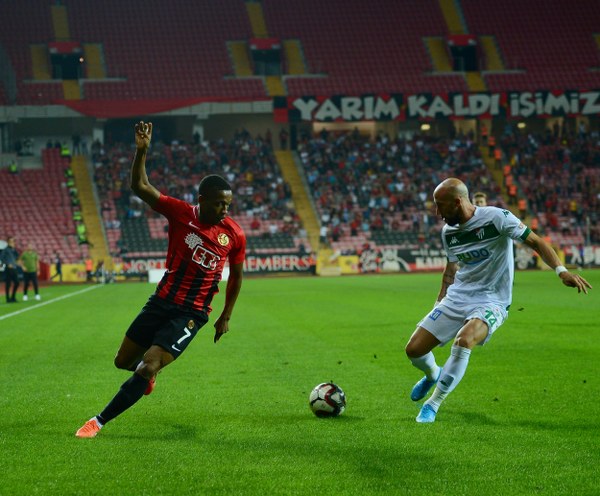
[453,334,477,349]
[405,342,418,358]
[405,340,427,358]
[137,352,171,378]
[405,328,438,358]
[114,354,133,370]
[136,361,160,380]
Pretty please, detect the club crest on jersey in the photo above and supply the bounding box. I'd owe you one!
[184,232,221,270]
[187,320,195,330]
[217,233,229,246]
[475,227,485,239]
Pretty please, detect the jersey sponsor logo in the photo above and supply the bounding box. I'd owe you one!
[475,227,485,239]
[456,247,490,264]
[429,309,443,321]
[184,232,221,271]
[192,245,220,270]
[217,233,229,246]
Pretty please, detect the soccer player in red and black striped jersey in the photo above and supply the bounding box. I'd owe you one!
[76,121,246,438]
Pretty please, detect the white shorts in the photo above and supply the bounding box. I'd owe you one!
[417,302,508,346]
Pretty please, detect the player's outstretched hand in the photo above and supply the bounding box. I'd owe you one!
[560,272,593,294]
[134,121,152,150]
[213,315,230,343]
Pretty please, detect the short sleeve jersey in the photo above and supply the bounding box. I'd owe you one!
[20,250,39,273]
[152,194,246,314]
[441,206,530,309]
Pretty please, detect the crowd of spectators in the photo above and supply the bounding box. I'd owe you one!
[498,124,600,245]
[4,122,595,283]
[297,128,504,250]
[91,124,599,258]
[92,130,305,256]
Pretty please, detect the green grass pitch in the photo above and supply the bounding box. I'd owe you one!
[0,270,598,495]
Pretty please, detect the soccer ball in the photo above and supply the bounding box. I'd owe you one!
[309,382,346,417]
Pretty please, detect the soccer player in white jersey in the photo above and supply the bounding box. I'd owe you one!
[405,178,592,423]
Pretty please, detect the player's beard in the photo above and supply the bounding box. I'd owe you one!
[443,209,460,226]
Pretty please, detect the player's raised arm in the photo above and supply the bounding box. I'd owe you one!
[130,121,160,208]
[523,231,592,294]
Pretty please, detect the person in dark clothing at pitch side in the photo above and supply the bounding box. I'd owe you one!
[1,237,20,303]
[51,253,63,282]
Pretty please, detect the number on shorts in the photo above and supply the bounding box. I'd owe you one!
[176,327,192,345]
[171,326,193,352]
[484,309,497,327]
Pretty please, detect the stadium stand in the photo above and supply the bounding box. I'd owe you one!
[498,130,600,246]
[0,148,87,263]
[92,133,311,259]
[71,0,264,100]
[1,0,599,106]
[263,0,469,95]
[0,0,266,105]
[0,1,59,104]
[297,130,505,253]
[0,0,598,273]
[461,0,600,91]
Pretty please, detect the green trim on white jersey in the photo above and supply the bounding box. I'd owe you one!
[444,222,501,248]
[520,227,532,241]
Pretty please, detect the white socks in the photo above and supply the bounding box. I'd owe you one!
[426,345,472,412]
[409,351,441,381]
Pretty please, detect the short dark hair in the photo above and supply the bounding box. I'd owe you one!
[198,175,232,196]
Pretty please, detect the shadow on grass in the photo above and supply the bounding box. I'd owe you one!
[105,422,201,441]
[456,410,501,425]
[508,418,600,431]
[311,414,366,423]
[89,413,367,441]
[456,410,600,431]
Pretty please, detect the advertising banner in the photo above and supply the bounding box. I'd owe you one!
[121,245,599,278]
[244,252,314,274]
[274,90,600,122]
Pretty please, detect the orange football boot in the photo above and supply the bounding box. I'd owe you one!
[75,418,102,438]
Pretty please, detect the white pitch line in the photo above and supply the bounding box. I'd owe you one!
[0,285,102,321]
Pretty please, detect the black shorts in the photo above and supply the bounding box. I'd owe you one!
[125,295,209,359]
